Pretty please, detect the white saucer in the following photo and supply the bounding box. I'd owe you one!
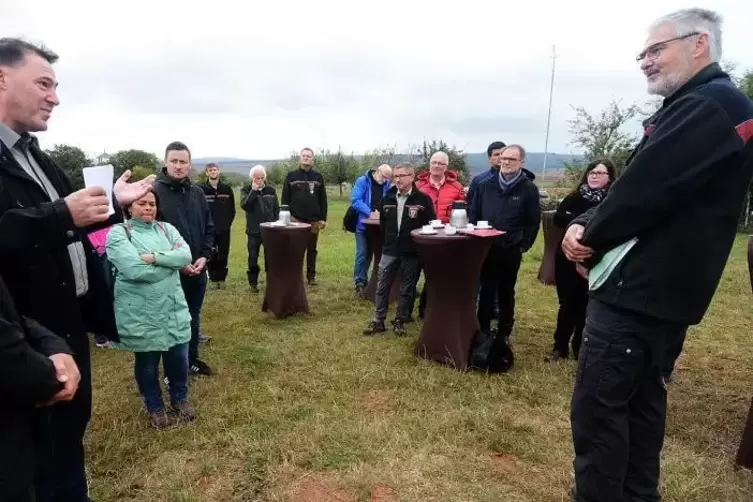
[419,230,438,235]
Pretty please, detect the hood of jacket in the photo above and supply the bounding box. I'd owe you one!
[416,169,460,184]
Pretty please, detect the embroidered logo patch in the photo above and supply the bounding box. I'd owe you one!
[308,181,316,194]
[408,207,418,218]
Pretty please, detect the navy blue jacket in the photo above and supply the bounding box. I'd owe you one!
[469,169,541,251]
[466,167,497,208]
[574,63,753,325]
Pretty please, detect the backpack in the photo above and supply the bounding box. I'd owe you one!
[343,206,358,233]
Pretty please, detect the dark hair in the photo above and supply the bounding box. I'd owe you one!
[394,162,415,173]
[123,190,161,220]
[576,159,617,190]
[300,147,315,156]
[165,141,191,160]
[486,141,507,157]
[0,38,58,66]
[205,162,219,170]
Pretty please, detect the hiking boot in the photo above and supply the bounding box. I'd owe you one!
[149,409,177,430]
[171,401,197,422]
[198,333,211,344]
[355,284,366,297]
[308,278,318,286]
[249,284,259,293]
[393,319,408,337]
[189,359,213,376]
[393,316,414,325]
[363,321,386,336]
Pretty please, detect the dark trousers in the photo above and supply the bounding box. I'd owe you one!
[571,299,687,502]
[181,273,207,364]
[305,229,319,281]
[134,342,189,413]
[374,254,421,323]
[207,231,231,282]
[6,486,35,502]
[553,251,589,357]
[34,333,92,502]
[246,234,267,287]
[477,247,522,334]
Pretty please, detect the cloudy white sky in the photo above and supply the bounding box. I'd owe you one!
[3,0,752,159]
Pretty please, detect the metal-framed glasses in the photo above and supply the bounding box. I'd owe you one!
[636,32,699,62]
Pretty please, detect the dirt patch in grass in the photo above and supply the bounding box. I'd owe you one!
[369,484,398,502]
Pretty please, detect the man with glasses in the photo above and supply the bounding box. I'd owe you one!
[562,8,753,501]
[362,163,435,337]
[469,144,541,370]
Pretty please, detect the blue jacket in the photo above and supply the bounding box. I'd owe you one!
[466,167,497,208]
[351,170,392,232]
[470,168,541,251]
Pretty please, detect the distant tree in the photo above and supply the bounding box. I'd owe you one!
[565,100,643,182]
[45,144,91,190]
[130,165,157,182]
[740,69,753,101]
[109,149,161,177]
[321,148,359,196]
[359,146,397,172]
[411,139,469,184]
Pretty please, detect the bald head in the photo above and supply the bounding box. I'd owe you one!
[374,163,392,185]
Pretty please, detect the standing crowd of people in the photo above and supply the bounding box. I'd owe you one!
[3,6,753,502]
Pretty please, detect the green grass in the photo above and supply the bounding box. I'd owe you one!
[87,198,753,501]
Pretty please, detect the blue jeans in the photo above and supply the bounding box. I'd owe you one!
[133,342,189,413]
[353,231,371,287]
[181,272,207,364]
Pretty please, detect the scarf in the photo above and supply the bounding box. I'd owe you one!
[498,169,523,192]
[579,183,608,203]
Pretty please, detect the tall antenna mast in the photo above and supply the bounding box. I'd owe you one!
[542,44,556,182]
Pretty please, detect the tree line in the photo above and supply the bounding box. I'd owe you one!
[46,140,469,193]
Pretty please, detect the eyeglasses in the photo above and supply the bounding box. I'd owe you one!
[394,173,414,179]
[430,161,448,167]
[636,32,699,62]
[588,171,609,177]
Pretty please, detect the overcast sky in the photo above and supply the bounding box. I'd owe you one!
[3,0,752,160]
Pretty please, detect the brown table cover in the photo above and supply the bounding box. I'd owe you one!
[537,210,563,285]
[411,227,499,370]
[735,235,753,469]
[361,219,399,302]
[260,222,311,318]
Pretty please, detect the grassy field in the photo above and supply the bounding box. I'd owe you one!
[86,198,753,501]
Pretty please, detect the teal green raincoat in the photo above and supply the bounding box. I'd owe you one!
[106,218,192,352]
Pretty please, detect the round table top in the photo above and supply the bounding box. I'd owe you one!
[411,225,504,242]
[260,221,312,230]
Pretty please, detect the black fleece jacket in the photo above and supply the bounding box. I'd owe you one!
[573,63,753,325]
[281,167,328,222]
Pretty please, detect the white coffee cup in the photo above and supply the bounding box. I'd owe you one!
[422,225,434,233]
[477,220,490,228]
[445,225,457,235]
[466,223,475,230]
[430,219,442,226]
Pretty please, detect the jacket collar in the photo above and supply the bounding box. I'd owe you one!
[662,62,727,107]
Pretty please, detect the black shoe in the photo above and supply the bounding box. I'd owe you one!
[355,284,366,297]
[392,316,414,325]
[189,359,213,376]
[198,333,211,344]
[308,278,318,286]
[363,321,386,336]
[393,319,407,337]
[249,284,259,293]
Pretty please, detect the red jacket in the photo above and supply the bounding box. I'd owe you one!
[415,170,466,223]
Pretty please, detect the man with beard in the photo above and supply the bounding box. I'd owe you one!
[562,8,753,501]
[201,162,235,289]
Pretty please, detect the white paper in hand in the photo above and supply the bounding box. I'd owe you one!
[82,164,115,216]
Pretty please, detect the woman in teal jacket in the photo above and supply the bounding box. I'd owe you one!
[106,191,196,429]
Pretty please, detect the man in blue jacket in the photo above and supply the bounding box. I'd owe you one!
[350,164,392,295]
[562,8,753,501]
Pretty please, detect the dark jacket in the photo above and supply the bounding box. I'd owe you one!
[554,191,601,230]
[380,185,436,257]
[469,168,541,252]
[0,137,119,342]
[281,167,328,223]
[0,275,73,497]
[154,169,215,263]
[573,63,753,325]
[240,183,279,235]
[200,180,236,233]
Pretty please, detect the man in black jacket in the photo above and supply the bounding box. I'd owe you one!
[1,276,80,502]
[281,147,327,285]
[201,162,235,288]
[561,9,753,501]
[240,164,279,291]
[362,163,435,336]
[0,38,154,502]
[154,141,215,376]
[469,144,541,341]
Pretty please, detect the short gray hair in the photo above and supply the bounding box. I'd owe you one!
[249,164,267,179]
[650,8,723,62]
[394,162,415,174]
[503,144,527,161]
